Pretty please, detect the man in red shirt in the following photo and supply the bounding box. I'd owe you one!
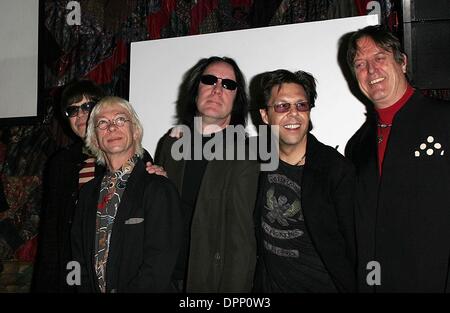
[346,25,450,292]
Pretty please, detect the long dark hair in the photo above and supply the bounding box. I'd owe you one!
[176,56,248,127]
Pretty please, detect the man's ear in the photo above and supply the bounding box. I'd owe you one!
[259,108,269,125]
[401,53,408,73]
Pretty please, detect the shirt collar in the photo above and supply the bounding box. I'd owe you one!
[106,154,139,178]
[376,85,414,124]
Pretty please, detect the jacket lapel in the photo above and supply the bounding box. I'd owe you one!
[164,136,186,194]
[172,159,185,195]
[104,159,142,291]
[301,134,321,220]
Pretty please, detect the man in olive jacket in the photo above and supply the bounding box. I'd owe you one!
[155,56,259,292]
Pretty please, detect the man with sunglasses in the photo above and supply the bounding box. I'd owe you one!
[33,80,106,292]
[154,56,259,292]
[254,69,356,292]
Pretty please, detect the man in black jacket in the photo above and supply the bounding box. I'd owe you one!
[71,96,182,292]
[254,69,357,292]
[33,80,106,292]
[345,25,450,292]
[155,56,259,292]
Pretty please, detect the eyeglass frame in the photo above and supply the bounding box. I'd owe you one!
[200,74,238,91]
[95,115,131,130]
[266,101,313,113]
[65,100,97,118]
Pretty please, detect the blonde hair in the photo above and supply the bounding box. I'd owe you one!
[85,96,144,165]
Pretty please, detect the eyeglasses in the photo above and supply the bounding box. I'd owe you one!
[96,116,131,130]
[65,101,96,117]
[267,101,312,113]
[200,74,238,91]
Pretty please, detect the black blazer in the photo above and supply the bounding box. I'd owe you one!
[71,158,182,293]
[255,134,357,292]
[346,91,450,292]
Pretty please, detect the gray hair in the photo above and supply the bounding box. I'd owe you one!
[85,96,144,165]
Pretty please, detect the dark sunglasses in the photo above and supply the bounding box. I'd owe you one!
[65,101,97,117]
[267,101,312,113]
[200,74,238,91]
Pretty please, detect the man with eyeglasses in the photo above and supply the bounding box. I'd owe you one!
[154,56,259,292]
[253,69,357,292]
[33,80,106,292]
[71,96,182,292]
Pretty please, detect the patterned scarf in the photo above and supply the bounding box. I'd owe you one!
[94,154,139,293]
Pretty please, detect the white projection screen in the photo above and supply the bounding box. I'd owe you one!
[0,0,39,121]
[130,15,378,156]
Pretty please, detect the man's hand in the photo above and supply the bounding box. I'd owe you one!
[169,126,184,139]
[145,162,167,177]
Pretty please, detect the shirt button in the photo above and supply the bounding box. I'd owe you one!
[214,252,221,261]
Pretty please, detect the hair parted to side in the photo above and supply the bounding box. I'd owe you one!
[60,79,106,119]
[260,69,317,109]
[347,25,406,75]
[176,56,248,127]
[85,96,144,165]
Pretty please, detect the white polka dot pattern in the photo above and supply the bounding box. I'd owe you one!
[414,135,445,158]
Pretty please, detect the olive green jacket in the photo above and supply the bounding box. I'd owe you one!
[155,133,259,292]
